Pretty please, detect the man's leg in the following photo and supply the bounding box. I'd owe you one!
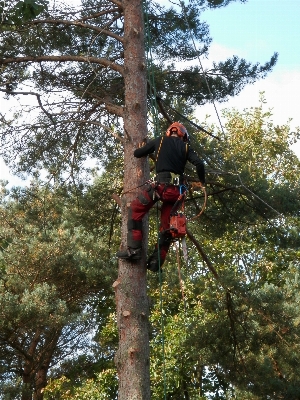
[147,186,179,271]
[116,184,156,261]
[147,230,172,272]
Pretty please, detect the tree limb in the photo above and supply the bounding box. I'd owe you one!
[186,227,219,280]
[0,89,54,122]
[29,18,124,44]
[0,55,124,76]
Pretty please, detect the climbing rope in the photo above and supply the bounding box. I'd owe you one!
[178,0,283,218]
[176,242,187,311]
[143,0,160,138]
[188,183,207,221]
[155,205,167,400]
[143,1,168,397]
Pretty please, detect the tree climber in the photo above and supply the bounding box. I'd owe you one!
[116,122,206,272]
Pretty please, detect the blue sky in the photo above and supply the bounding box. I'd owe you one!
[181,0,300,157]
[204,0,299,71]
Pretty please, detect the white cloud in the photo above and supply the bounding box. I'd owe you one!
[199,69,300,128]
[195,43,300,157]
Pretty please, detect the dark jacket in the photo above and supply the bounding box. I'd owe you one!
[134,135,205,184]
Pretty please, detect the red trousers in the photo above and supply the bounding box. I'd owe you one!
[127,183,181,265]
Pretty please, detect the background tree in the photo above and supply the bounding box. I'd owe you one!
[38,101,300,399]
[0,177,118,399]
[0,0,283,398]
[0,0,48,25]
[0,0,277,180]
[145,101,300,399]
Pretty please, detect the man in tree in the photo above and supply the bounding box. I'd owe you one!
[116,122,205,272]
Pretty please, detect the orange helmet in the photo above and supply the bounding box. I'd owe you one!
[166,122,189,142]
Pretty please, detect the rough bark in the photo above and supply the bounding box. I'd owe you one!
[20,328,61,400]
[33,329,61,400]
[22,330,42,400]
[114,0,151,399]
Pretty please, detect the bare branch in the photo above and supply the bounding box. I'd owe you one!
[70,8,122,23]
[30,18,124,44]
[0,89,54,122]
[67,120,124,142]
[112,193,122,206]
[80,89,124,117]
[0,55,124,76]
[186,227,220,280]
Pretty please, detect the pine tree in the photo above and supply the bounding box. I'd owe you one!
[0,1,281,398]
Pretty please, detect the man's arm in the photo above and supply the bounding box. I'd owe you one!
[134,138,156,158]
[187,148,205,184]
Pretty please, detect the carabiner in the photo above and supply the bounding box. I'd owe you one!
[180,184,187,195]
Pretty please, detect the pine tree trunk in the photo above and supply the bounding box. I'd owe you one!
[34,366,47,400]
[114,0,151,399]
[21,379,32,400]
[21,328,61,400]
[34,329,61,400]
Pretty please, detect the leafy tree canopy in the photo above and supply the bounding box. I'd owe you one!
[0,176,118,398]
[1,0,48,25]
[0,0,277,180]
[20,101,300,399]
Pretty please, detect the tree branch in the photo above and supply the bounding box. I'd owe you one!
[30,18,124,44]
[186,227,219,280]
[0,89,54,122]
[67,8,122,23]
[0,55,124,76]
[67,119,125,142]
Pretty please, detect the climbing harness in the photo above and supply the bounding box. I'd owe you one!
[121,179,153,196]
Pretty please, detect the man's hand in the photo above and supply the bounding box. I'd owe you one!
[138,137,148,148]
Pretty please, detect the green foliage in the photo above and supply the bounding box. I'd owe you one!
[44,369,118,399]
[1,0,48,25]
[0,0,277,178]
[1,99,300,398]
[142,99,300,399]
[0,177,119,398]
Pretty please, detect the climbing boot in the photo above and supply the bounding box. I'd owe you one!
[116,247,142,261]
[147,258,161,272]
[147,231,172,272]
[147,253,164,272]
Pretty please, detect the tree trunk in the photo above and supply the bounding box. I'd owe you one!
[21,328,61,400]
[21,378,32,400]
[114,0,150,399]
[22,330,41,400]
[34,366,47,400]
[33,329,62,400]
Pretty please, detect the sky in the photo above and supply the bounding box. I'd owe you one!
[191,0,300,154]
[1,0,299,185]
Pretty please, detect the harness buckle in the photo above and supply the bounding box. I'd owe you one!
[170,172,180,185]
